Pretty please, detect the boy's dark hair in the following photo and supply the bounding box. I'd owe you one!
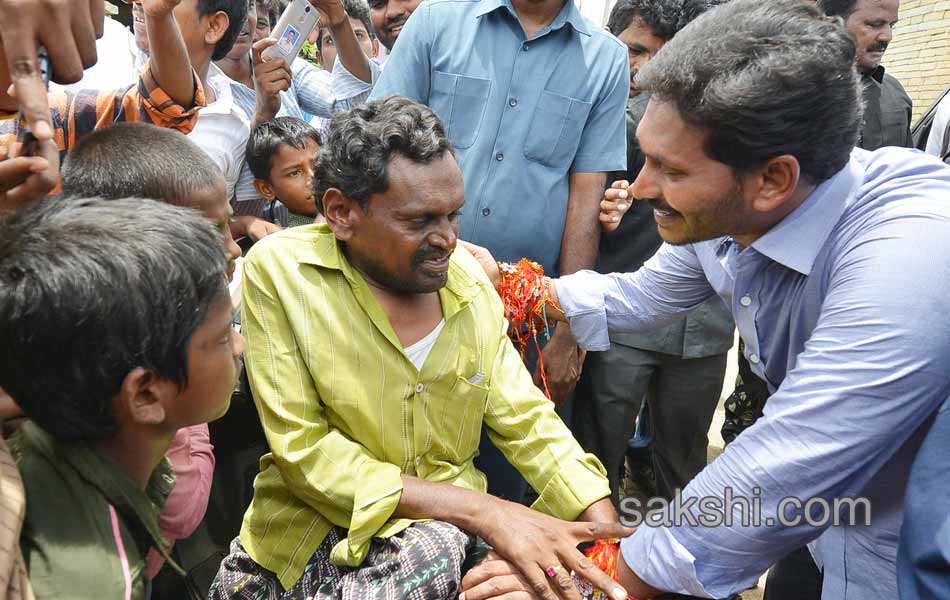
[315,0,376,51]
[312,95,454,214]
[606,0,683,41]
[62,123,222,205]
[200,0,250,61]
[817,0,859,18]
[0,197,228,441]
[636,0,861,183]
[246,117,322,181]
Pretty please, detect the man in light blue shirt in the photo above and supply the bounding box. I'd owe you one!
[460,1,950,598]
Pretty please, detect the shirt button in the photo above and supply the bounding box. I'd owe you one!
[508,98,518,107]
[522,43,529,51]
[415,383,424,393]
[495,152,504,161]
[740,295,752,307]
[482,207,491,216]
[749,354,760,364]
[415,456,421,466]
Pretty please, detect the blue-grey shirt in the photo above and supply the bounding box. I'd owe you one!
[556,147,950,600]
[370,0,628,274]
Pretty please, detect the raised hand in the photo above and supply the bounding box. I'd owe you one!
[140,0,185,17]
[599,180,632,233]
[252,38,292,125]
[0,0,105,145]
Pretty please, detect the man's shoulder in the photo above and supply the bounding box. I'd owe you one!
[880,71,913,106]
[245,224,334,269]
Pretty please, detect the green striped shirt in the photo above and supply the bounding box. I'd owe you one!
[239,224,610,588]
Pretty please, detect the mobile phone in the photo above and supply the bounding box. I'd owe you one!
[262,0,321,63]
[17,46,51,147]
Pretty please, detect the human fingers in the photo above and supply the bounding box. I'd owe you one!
[89,0,106,38]
[2,139,58,208]
[0,155,50,190]
[461,575,539,600]
[557,546,627,600]
[569,521,634,543]
[252,37,281,64]
[67,0,99,72]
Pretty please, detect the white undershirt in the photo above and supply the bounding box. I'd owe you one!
[403,319,445,371]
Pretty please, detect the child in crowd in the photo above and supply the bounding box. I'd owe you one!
[59,122,241,589]
[246,117,323,227]
[0,196,242,599]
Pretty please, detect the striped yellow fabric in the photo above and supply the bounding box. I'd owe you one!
[239,224,610,589]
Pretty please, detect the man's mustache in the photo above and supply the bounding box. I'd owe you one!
[867,41,888,53]
[647,198,680,215]
[384,14,408,32]
[411,245,452,265]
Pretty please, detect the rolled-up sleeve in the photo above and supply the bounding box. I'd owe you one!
[556,243,716,351]
[291,57,379,119]
[570,42,628,174]
[483,312,610,520]
[368,3,432,102]
[242,254,404,567]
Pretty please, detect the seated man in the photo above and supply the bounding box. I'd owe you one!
[210,96,628,600]
[246,116,322,227]
[0,196,243,599]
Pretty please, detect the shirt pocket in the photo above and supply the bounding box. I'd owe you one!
[430,70,492,149]
[435,375,490,457]
[524,90,593,168]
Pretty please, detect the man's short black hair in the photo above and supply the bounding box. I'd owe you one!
[62,123,222,206]
[256,0,279,27]
[0,197,228,441]
[246,117,322,181]
[677,0,731,31]
[199,0,250,61]
[817,0,860,18]
[315,0,376,52]
[636,0,862,183]
[312,95,454,214]
[606,0,683,41]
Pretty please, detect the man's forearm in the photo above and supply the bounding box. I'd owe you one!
[558,171,607,275]
[326,14,373,84]
[394,475,499,537]
[147,10,196,107]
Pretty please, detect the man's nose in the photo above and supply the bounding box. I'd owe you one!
[630,161,659,201]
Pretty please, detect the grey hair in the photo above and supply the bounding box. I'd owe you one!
[312,95,455,213]
[636,0,862,182]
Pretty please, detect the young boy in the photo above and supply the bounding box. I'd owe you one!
[246,117,322,227]
[0,196,242,600]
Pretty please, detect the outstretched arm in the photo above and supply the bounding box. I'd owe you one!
[144,0,198,108]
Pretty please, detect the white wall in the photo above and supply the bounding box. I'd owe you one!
[574,0,616,26]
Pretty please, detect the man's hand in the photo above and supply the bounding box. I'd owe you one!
[0,139,57,210]
[141,0,184,17]
[461,552,541,600]
[535,324,584,407]
[0,0,105,143]
[307,0,349,27]
[600,180,632,233]
[476,501,632,600]
[252,39,291,126]
[231,215,282,242]
[459,240,500,288]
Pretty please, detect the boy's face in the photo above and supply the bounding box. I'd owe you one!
[258,139,319,217]
[165,293,243,427]
[317,18,378,71]
[186,175,242,281]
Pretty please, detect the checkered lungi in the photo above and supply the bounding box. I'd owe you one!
[208,520,472,600]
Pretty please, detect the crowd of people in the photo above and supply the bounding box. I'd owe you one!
[0,0,949,599]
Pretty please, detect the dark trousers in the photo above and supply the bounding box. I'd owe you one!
[573,344,728,504]
[763,546,823,600]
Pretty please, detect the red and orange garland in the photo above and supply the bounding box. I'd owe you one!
[496,259,560,398]
[578,540,645,600]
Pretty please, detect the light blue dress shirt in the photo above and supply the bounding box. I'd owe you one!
[370,0,628,274]
[232,57,380,221]
[556,148,950,599]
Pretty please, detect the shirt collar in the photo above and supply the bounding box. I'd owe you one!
[475,0,591,37]
[750,149,864,275]
[864,64,886,84]
[296,225,480,319]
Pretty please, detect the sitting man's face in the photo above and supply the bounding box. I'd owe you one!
[333,152,465,294]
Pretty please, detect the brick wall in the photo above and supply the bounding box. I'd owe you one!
[884,0,950,120]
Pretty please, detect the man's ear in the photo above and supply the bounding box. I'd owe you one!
[370,38,379,58]
[206,11,231,48]
[749,155,801,214]
[322,188,361,241]
[115,368,172,428]
[253,179,276,201]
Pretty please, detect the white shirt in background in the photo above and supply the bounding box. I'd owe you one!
[925,92,950,157]
[50,17,144,93]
